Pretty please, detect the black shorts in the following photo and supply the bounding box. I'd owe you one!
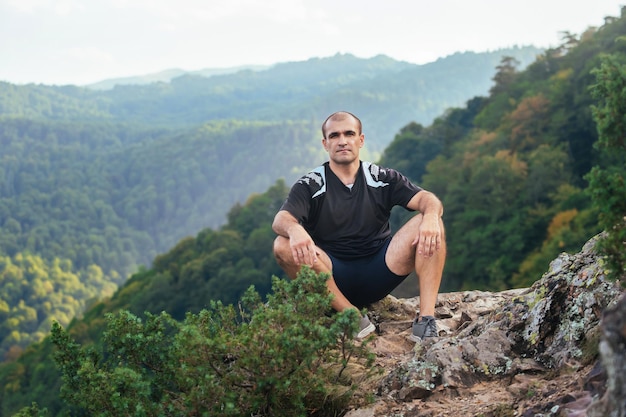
[327,239,409,308]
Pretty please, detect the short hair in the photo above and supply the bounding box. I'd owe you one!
[321,111,362,138]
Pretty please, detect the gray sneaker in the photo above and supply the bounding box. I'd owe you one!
[410,315,438,342]
[356,315,376,339]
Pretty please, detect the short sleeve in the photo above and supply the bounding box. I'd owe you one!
[279,181,312,223]
[390,170,422,208]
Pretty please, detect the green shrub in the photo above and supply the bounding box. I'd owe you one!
[51,267,376,416]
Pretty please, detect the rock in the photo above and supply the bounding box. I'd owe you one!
[353,234,624,416]
[521,235,622,369]
[587,292,626,417]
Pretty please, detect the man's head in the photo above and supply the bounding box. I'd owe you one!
[321,111,364,167]
[321,111,362,139]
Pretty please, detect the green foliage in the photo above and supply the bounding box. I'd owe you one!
[512,206,597,287]
[0,116,312,361]
[587,54,626,282]
[0,336,64,417]
[51,267,376,417]
[0,253,116,362]
[0,117,318,278]
[11,403,48,417]
[383,11,626,290]
[378,122,441,183]
[114,180,290,320]
[0,178,290,416]
[412,16,626,291]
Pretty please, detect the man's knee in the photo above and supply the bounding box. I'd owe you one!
[273,235,287,256]
[274,236,306,279]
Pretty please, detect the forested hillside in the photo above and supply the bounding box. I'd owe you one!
[0,48,541,361]
[0,118,321,361]
[0,179,292,416]
[380,15,626,291]
[0,117,324,272]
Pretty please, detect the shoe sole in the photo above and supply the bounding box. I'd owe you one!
[356,322,376,339]
[409,333,439,343]
[408,334,423,343]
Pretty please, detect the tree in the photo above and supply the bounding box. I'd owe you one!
[489,56,520,95]
[587,54,626,282]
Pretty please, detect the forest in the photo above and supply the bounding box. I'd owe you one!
[0,7,626,416]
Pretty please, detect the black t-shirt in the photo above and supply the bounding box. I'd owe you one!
[279,161,422,259]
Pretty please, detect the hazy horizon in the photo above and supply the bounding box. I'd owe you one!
[1,0,623,86]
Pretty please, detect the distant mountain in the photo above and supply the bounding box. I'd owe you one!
[0,47,543,153]
[86,65,270,90]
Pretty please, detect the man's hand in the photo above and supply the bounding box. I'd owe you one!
[412,213,443,257]
[273,210,319,266]
[288,225,318,266]
[406,190,444,258]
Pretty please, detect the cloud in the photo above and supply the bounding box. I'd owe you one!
[2,0,46,13]
[103,0,322,29]
[2,0,83,15]
[60,46,114,62]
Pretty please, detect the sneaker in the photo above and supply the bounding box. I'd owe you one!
[410,315,438,342]
[356,315,376,339]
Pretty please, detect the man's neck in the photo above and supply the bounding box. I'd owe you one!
[328,160,361,186]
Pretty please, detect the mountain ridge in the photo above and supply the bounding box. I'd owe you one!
[85,65,271,90]
[0,47,543,151]
[83,48,537,91]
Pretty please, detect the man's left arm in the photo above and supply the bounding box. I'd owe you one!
[406,190,445,257]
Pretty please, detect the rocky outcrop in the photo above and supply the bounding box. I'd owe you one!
[587,292,626,417]
[346,235,625,417]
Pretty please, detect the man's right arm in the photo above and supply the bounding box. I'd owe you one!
[272,209,300,237]
[272,210,318,266]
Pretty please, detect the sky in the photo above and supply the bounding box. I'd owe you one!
[1,0,624,86]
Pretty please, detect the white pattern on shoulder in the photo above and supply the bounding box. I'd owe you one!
[362,161,390,188]
[296,165,327,198]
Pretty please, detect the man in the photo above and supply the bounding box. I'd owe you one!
[272,111,446,341]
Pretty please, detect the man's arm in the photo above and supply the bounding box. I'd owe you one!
[272,210,318,266]
[407,190,444,216]
[406,190,445,257]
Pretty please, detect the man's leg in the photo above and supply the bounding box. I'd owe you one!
[274,236,376,338]
[273,236,357,313]
[385,214,446,318]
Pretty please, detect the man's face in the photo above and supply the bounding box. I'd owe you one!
[322,116,364,165]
